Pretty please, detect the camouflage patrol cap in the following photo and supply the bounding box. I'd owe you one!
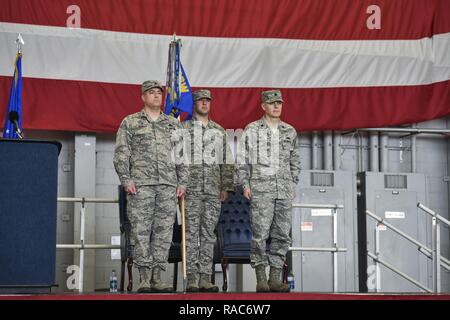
[193,89,212,102]
[141,80,163,93]
[261,89,284,104]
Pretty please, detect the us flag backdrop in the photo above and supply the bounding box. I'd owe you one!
[0,0,449,133]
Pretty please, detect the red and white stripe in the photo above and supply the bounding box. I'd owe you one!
[0,0,449,132]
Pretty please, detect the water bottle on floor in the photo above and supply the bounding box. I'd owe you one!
[287,272,295,290]
[110,270,118,293]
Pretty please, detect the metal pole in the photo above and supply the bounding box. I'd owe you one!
[333,131,341,170]
[367,209,450,271]
[432,216,441,293]
[58,197,118,203]
[417,203,450,228]
[436,221,441,293]
[380,133,388,172]
[417,248,450,271]
[324,131,333,171]
[57,244,121,249]
[411,124,417,173]
[332,208,338,293]
[432,216,436,293]
[288,247,347,252]
[366,210,433,256]
[358,134,363,172]
[312,131,319,170]
[375,223,381,292]
[357,128,450,134]
[367,252,432,293]
[292,203,344,209]
[79,199,85,293]
[369,131,379,172]
[180,197,187,292]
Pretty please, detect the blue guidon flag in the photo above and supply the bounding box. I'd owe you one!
[3,51,23,139]
[164,36,193,119]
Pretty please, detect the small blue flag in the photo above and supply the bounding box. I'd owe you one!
[164,39,193,118]
[3,52,23,139]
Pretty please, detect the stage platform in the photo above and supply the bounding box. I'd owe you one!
[1,292,450,300]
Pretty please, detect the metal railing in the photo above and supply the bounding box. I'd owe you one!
[57,198,346,293]
[417,203,450,293]
[57,197,120,293]
[290,203,345,293]
[366,205,450,293]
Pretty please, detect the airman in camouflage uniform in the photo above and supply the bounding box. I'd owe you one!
[237,89,300,293]
[113,80,188,293]
[183,89,235,292]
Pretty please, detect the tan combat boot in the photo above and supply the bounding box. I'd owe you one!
[199,274,219,292]
[151,267,173,293]
[255,265,270,292]
[186,273,199,293]
[137,267,152,293]
[268,267,290,293]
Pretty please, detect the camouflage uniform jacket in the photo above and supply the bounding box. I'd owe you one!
[113,110,188,188]
[238,116,300,199]
[183,117,235,195]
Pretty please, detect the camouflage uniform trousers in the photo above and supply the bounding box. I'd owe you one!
[185,191,221,275]
[250,193,292,269]
[127,185,177,271]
